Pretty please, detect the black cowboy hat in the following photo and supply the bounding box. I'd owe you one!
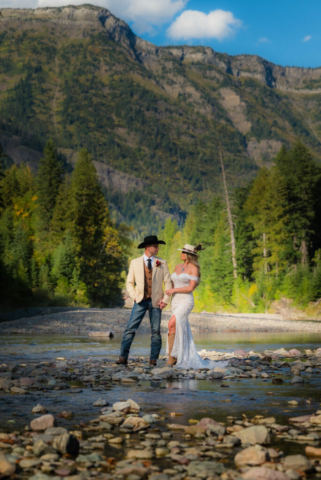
[137,235,166,249]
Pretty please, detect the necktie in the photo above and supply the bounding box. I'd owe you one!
[147,258,152,271]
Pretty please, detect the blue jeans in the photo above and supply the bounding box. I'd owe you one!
[120,298,162,360]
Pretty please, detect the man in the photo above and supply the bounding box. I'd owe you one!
[116,235,172,366]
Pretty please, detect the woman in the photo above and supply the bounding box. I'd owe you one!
[165,244,228,370]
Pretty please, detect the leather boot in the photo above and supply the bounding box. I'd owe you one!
[167,333,177,366]
[115,357,128,366]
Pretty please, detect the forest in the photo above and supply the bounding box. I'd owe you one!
[1,138,321,314]
[0,140,131,311]
[158,142,321,314]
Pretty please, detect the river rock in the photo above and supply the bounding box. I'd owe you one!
[45,427,68,436]
[288,349,302,356]
[310,415,321,424]
[19,459,42,469]
[30,414,57,431]
[112,401,131,413]
[52,433,79,455]
[235,445,268,467]
[306,446,321,457]
[143,414,156,424]
[0,452,16,477]
[150,366,175,378]
[290,376,304,384]
[127,449,154,459]
[122,417,149,431]
[187,460,226,476]
[0,378,13,390]
[208,371,224,379]
[31,404,48,414]
[93,398,108,407]
[289,415,312,423]
[234,426,270,445]
[127,398,140,413]
[242,467,289,480]
[33,439,52,456]
[283,454,312,472]
[234,350,247,357]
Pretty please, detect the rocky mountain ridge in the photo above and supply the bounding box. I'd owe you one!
[1,5,321,231]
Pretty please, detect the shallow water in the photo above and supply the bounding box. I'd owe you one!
[2,331,321,363]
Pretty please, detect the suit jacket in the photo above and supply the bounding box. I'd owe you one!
[126,255,172,308]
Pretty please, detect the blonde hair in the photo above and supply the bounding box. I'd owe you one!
[186,253,201,281]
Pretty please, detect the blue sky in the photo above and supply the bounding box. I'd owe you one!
[1,0,320,68]
[147,0,321,68]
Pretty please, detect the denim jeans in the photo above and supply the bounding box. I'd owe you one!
[120,298,162,360]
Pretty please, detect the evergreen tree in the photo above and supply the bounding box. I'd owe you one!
[36,139,64,240]
[275,142,320,265]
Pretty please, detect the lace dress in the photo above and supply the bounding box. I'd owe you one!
[166,272,228,370]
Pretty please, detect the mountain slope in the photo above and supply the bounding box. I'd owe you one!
[1,5,321,230]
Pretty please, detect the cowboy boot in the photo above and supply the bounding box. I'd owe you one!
[167,333,177,366]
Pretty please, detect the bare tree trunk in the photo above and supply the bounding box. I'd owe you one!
[219,143,237,278]
[300,239,308,266]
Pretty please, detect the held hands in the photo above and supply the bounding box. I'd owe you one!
[158,300,167,310]
[165,288,176,296]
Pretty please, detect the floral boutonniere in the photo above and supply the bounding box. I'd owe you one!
[155,260,162,267]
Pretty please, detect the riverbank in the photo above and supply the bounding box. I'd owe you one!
[1,348,321,480]
[0,308,321,335]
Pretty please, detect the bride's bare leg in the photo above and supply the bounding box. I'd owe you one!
[167,315,177,366]
[168,315,176,335]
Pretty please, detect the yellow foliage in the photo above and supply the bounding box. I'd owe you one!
[248,284,258,296]
[31,196,38,201]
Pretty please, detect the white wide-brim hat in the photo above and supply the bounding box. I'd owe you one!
[178,244,199,256]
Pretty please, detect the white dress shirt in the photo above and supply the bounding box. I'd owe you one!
[143,254,154,269]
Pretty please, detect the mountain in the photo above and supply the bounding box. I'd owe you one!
[1,5,321,232]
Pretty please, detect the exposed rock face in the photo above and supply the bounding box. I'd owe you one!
[2,5,321,92]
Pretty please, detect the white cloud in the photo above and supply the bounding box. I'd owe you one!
[258,37,270,43]
[303,35,311,42]
[167,9,242,41]
[34,0,188,34]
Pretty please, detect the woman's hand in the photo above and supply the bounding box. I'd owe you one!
[165,288,176,296]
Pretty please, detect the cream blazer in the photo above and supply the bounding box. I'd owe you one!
[126,255,172,308]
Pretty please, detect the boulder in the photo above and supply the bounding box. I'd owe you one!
[289,415,312,423]
[127,398,140,413]
[283,454,312,472]
[30,414,57,432]
[234,426,270,445]
[235,445,268,467]
[242,467,289,479]
[52,433,79,455]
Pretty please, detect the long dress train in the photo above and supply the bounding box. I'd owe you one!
[166,272,228,370]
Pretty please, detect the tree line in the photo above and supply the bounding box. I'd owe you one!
[159,142,321,312]
[0,140,130,311]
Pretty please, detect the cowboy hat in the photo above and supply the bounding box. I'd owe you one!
[178,243,204,256]
[138,235,166,249]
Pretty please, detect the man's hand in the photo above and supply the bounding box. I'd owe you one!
[158,300,167,310]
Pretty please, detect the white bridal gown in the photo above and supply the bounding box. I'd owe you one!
[167,272,229,370]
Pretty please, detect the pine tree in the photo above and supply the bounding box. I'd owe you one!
[275,142,320,265]
[36,139,64,242]
[69,148,124,303]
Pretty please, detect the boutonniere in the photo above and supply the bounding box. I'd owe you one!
[155,260,161,267]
